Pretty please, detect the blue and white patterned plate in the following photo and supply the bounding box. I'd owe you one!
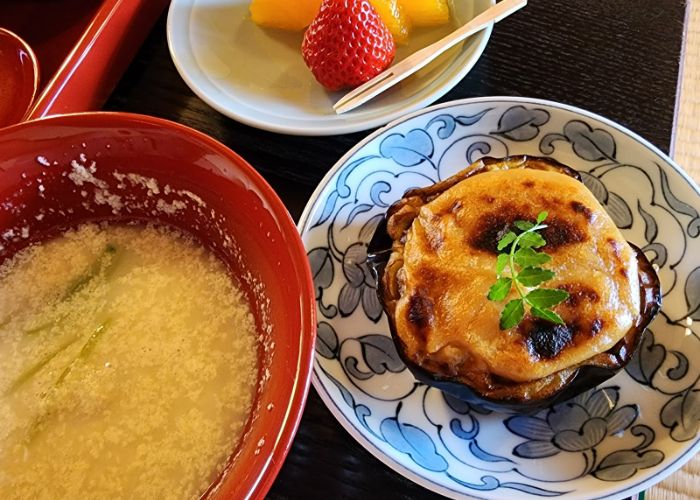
[298,97,700,499]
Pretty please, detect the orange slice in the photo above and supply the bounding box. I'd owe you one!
[250,0,322,31]
[401,0,450,27]
[369,0,411,45]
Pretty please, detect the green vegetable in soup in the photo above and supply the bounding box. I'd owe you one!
[25,321,110,443]
[53,321,110,386]
[24,244,120,336]
[4,337,80,395]
[62,243,119,300]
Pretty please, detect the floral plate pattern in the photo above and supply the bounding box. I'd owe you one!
[298,97,700,499]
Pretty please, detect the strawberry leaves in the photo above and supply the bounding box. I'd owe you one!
[488,211,569,329]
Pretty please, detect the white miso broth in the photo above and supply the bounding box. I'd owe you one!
[0,224,259,499]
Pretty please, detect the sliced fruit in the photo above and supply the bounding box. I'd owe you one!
[250,0,322,31]
[369,0,411,45]
[401,0,450,27]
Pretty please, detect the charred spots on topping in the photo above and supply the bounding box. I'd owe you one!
[541,218,587,248]
[522,180,536,188]
[570,201,593,222]
[522,318,573,359]
[569,317,605,344]
[407,290,434,333]
[560,283,600,307]
[469,211,515,254]
[619,267,628,278]
[469,209,587,254]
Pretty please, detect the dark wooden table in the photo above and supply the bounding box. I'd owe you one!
[104,1,688,497]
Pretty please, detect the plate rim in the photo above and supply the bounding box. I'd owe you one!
[165,0,495,136]
[298,95,700,499]
[298,96,700,223]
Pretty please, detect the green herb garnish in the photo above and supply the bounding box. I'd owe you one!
[487,211,569,329]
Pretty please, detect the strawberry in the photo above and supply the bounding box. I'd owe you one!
[302,0,396,91]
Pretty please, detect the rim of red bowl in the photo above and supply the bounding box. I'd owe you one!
[0,111,317,499]
[0,27,40,127]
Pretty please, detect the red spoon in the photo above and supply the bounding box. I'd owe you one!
[0,28,39,128]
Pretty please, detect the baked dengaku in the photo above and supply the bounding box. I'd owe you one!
[367,156,661,413]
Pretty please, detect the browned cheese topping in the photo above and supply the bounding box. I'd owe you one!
[385,168,640,389]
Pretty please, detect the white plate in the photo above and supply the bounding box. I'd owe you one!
[298,97,700,499]
[166,0,494,136]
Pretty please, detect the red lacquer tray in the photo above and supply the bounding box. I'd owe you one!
[0,0,169,121]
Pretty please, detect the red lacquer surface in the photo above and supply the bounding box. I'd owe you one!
[0,113,317,499]
[0,0,168,122]
[0,28,39,127]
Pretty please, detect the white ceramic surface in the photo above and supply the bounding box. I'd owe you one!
[299,97,700,499]
[166,0,494,136]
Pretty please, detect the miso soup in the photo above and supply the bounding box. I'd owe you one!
[0,224,258,499]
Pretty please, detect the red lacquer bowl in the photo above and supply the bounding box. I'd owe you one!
[0,112,316,499]
[0,28,39,127]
